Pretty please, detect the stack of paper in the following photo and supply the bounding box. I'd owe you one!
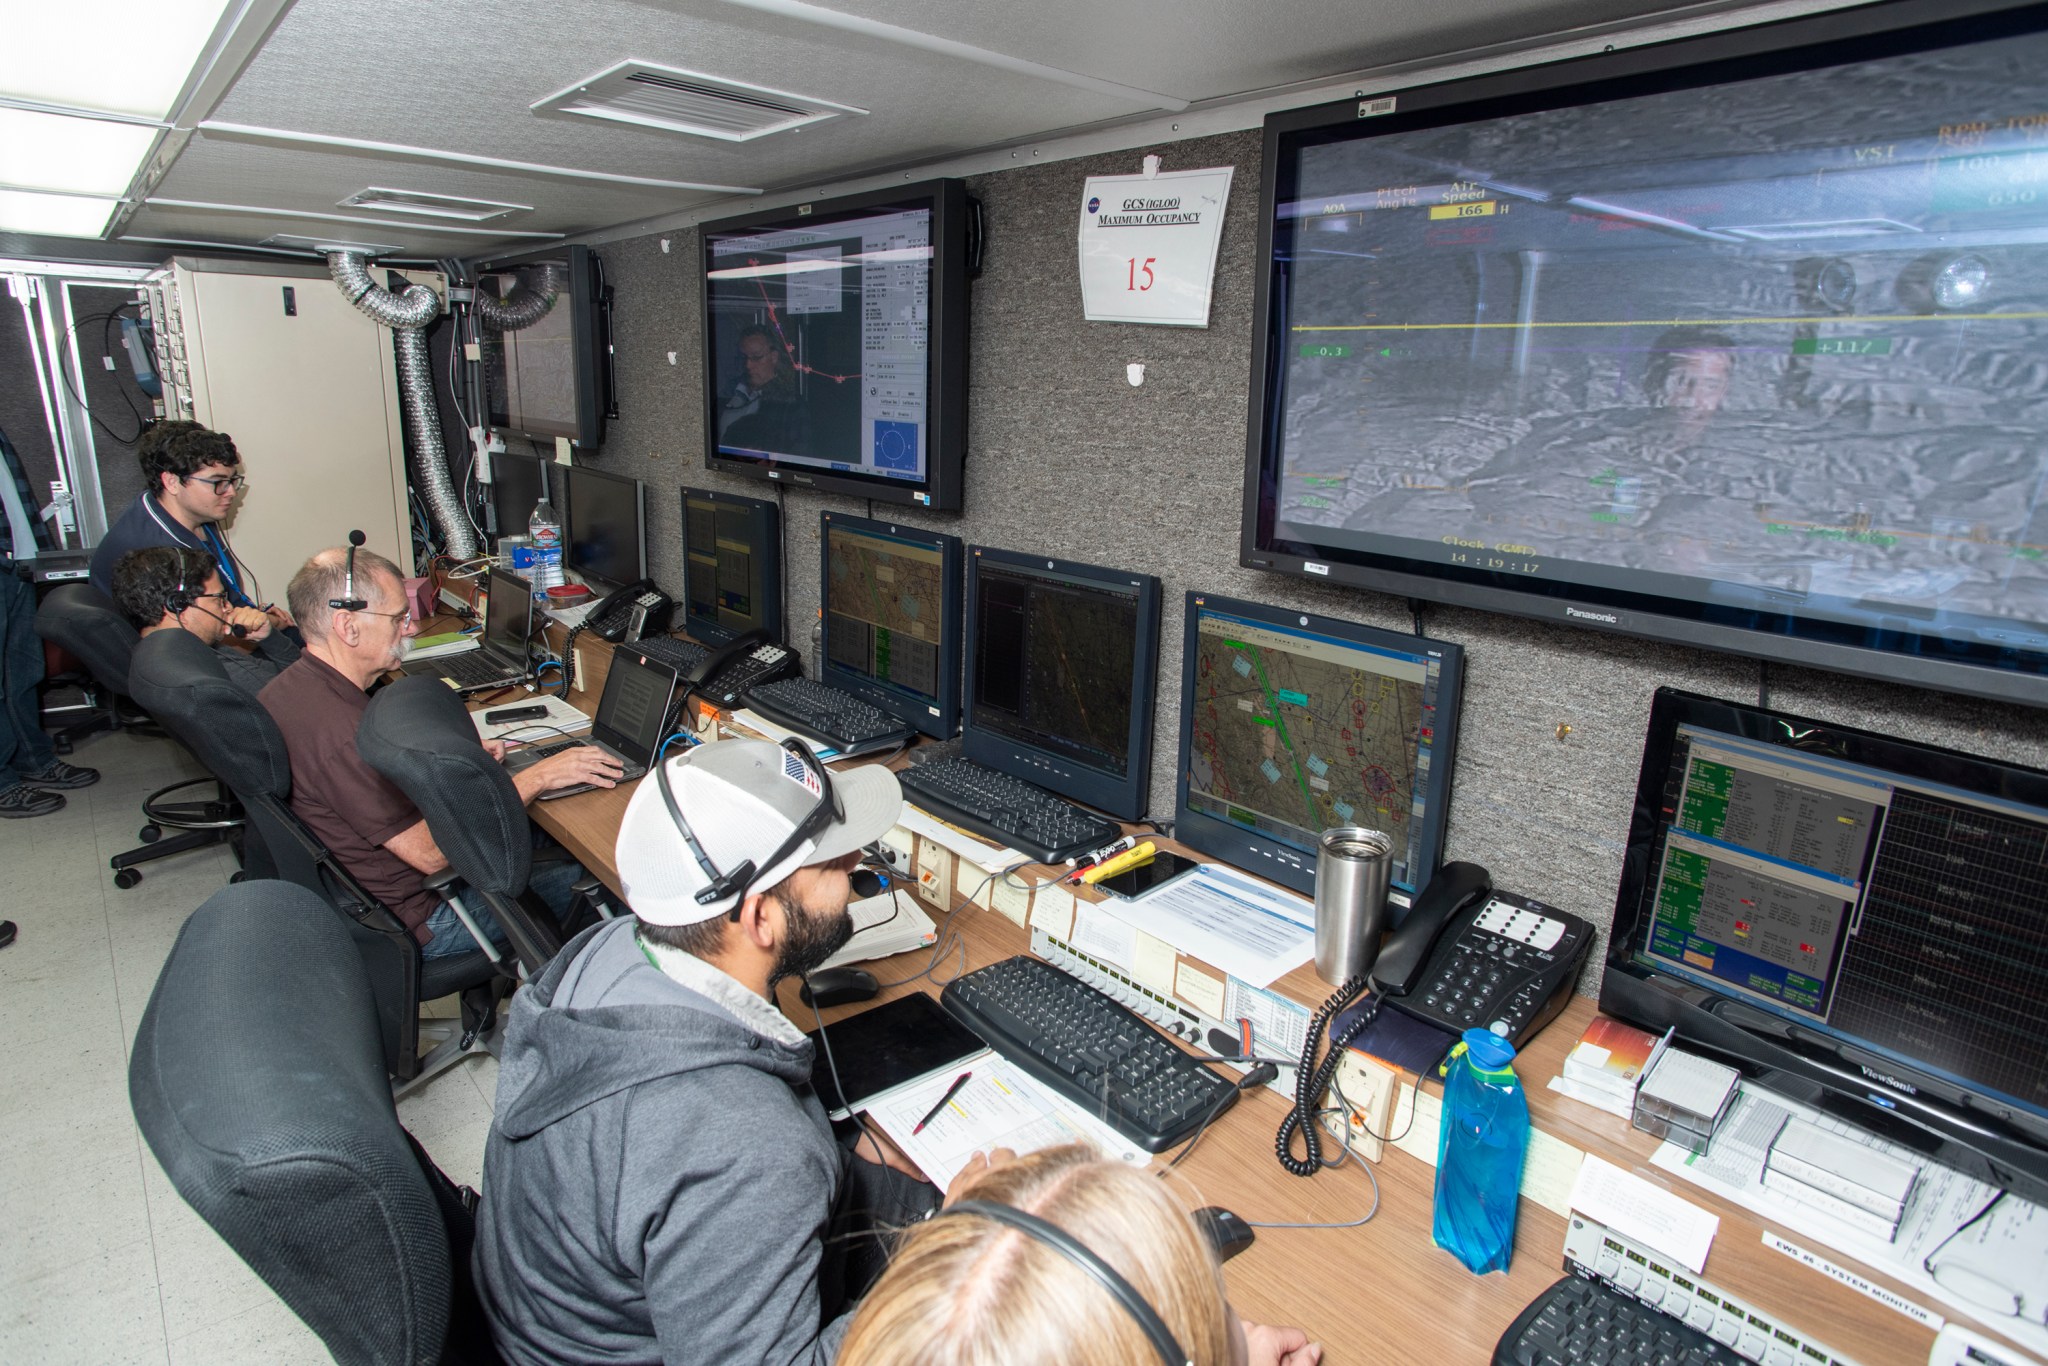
[867,1052,1148,1188]
[816,890,937,972]
[471,694,593,743]
[409,630,479,661]
[1550,1016,1659,1118]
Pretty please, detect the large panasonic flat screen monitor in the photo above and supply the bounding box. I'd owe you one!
[1243,0,2048,707]
[680,486,782,646]
[489,452,546,546]
[1603,687,2048,1205]
[700,180,974,510]
[1174,593,1464,903]
[482,245,610,449]
[963,547,1161,822]
[562,464,646,591]
[820,512,962,740]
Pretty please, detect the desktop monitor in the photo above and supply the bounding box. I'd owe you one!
[820,512,963,740]
[562,464,647,590]
[489,452,547,545]
[1602,687,2048,1207]
[1173,592,1465,906]
[680,486,783,646]
[480,243,613,449]
[962,546,1162,822]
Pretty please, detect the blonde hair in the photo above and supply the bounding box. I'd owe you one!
[838,1146,1234,1366]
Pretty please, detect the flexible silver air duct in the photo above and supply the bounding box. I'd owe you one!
[473,264,563,330]
[327,252,479,560]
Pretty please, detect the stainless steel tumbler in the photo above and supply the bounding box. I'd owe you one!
[1313,827,1394,985]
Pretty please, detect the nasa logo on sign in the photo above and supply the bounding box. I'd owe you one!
[1087,196,1101,214]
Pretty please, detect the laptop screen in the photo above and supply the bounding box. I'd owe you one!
[483,570,534,656]
[593,652,677,760]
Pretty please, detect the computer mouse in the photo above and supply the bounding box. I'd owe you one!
[799,967,881,1009]
[1192,1206,1256,1263]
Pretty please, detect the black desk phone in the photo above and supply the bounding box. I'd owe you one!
[684,628,800,708]
[1372,861,1595,1047]
[585,580,674,643]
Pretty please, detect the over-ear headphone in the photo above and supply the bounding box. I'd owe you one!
[937,1201,1190,1366]
[167,549,247,638]
[329,529,369,612]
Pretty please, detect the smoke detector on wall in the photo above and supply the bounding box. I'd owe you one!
[532,59,867,142]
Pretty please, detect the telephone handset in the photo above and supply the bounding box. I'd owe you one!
[682,627,801,708]
[1372,861,1595,1048]
[585,580,675,644]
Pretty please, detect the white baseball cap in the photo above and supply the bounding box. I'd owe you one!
[616,737,902,925]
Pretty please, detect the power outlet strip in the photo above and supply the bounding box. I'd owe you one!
[914,837,955,909]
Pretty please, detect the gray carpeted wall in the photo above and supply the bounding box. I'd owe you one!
[578,127,2048,992]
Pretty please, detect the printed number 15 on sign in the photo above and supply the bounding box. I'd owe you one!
[1077,165,1236,326]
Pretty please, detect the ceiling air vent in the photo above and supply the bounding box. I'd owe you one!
[532,60,866,142]
[262,233,400,256]
[337,188,530,221]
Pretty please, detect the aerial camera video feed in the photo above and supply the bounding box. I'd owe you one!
[1272,29,2048,640]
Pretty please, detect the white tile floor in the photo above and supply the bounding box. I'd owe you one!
[0,728,501,1365]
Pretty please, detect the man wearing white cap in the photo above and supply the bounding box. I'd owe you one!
[471,737,945,1365]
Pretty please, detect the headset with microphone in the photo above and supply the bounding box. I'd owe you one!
[165,550,247,638]
[329,529,369,613]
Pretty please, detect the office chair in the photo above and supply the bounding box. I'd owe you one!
[33,582,245,887]
[127,628,503,1094]
[129,880,503,1366]
[357,675,599,978]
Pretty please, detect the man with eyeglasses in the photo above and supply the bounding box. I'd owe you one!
[260,545,622,958]
[473,737,969,1366]
[111,546,300,696]
[90,422,283,631]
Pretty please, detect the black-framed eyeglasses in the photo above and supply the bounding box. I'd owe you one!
[184,474,248,494]
[659,737,841,918]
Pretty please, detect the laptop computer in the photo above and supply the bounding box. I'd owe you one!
[505,648,680,800]
[405,567,539,691]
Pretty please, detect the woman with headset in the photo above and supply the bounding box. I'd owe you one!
[838,1145,1321,1366]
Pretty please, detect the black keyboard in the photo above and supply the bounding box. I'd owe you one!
[744,678,915,756]
[940,956,1237,1153]
[1494,1276,1740,1366]
[630,636,709,676]
[897,756,1121,863]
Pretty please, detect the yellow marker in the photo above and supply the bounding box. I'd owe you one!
[1081,841,1158,885]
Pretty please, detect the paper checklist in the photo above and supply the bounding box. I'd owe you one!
[1570,1154,1720,1274]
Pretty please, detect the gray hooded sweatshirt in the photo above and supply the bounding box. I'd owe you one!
[473,918,850,1365]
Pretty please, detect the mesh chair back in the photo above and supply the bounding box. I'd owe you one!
[357,676,532,897]
[130,628,291,801]
[35,582,139,696]
[128,881,500,1365]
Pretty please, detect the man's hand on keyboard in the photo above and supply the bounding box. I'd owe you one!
[511,744,626,802]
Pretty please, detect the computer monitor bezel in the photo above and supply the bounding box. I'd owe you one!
[961,544,1162,822]
[818,511,963,740]
[1172,591,1466,906]
[679,485,784,647]
[561,463,648,591]
[1601,685,2048,1206]
[488,451,547,546]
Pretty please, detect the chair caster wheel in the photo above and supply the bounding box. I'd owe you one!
[139,824,163,843]
[114,868,142,889]
[229,871,248,884]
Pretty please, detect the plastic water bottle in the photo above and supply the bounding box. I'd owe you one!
[526,495,563,598]
[1433,1027,1529,1274]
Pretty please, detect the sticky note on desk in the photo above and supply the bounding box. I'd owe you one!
[989,876,1033,928]
[1569,1154,1719,1274]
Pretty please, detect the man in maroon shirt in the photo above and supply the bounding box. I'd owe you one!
[260,545,622,956]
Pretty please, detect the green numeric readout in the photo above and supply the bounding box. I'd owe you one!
[1792,337,1893,356]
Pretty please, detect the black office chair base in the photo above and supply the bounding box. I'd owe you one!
[109,778,246,890]
[392,997,502,1101]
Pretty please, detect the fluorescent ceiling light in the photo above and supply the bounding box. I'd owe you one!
[1,1,236,119]
[0,189,118,238]
[0,110,158,196]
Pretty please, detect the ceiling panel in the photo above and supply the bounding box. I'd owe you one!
[761,0,1701,101]
[204,0,1149,187]
[120,204,546,258]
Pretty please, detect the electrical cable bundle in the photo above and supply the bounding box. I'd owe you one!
[1275,976,1377,1177]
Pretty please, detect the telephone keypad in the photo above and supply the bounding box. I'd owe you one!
[1387,890,1595,1047]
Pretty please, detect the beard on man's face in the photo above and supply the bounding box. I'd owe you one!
[770,885,855,984]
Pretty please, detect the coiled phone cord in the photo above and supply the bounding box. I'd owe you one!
[1274,975,1377,1177]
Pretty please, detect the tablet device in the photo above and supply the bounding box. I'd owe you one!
[807,992,987,1118]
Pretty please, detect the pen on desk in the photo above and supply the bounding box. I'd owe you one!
[911,1071,974,1135]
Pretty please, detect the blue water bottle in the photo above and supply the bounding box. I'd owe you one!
[1433,1027,1529,1274]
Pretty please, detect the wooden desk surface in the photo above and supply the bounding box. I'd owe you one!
[518,636,1957,1366]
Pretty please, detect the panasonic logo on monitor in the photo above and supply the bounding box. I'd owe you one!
[1565,606,1620,624]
